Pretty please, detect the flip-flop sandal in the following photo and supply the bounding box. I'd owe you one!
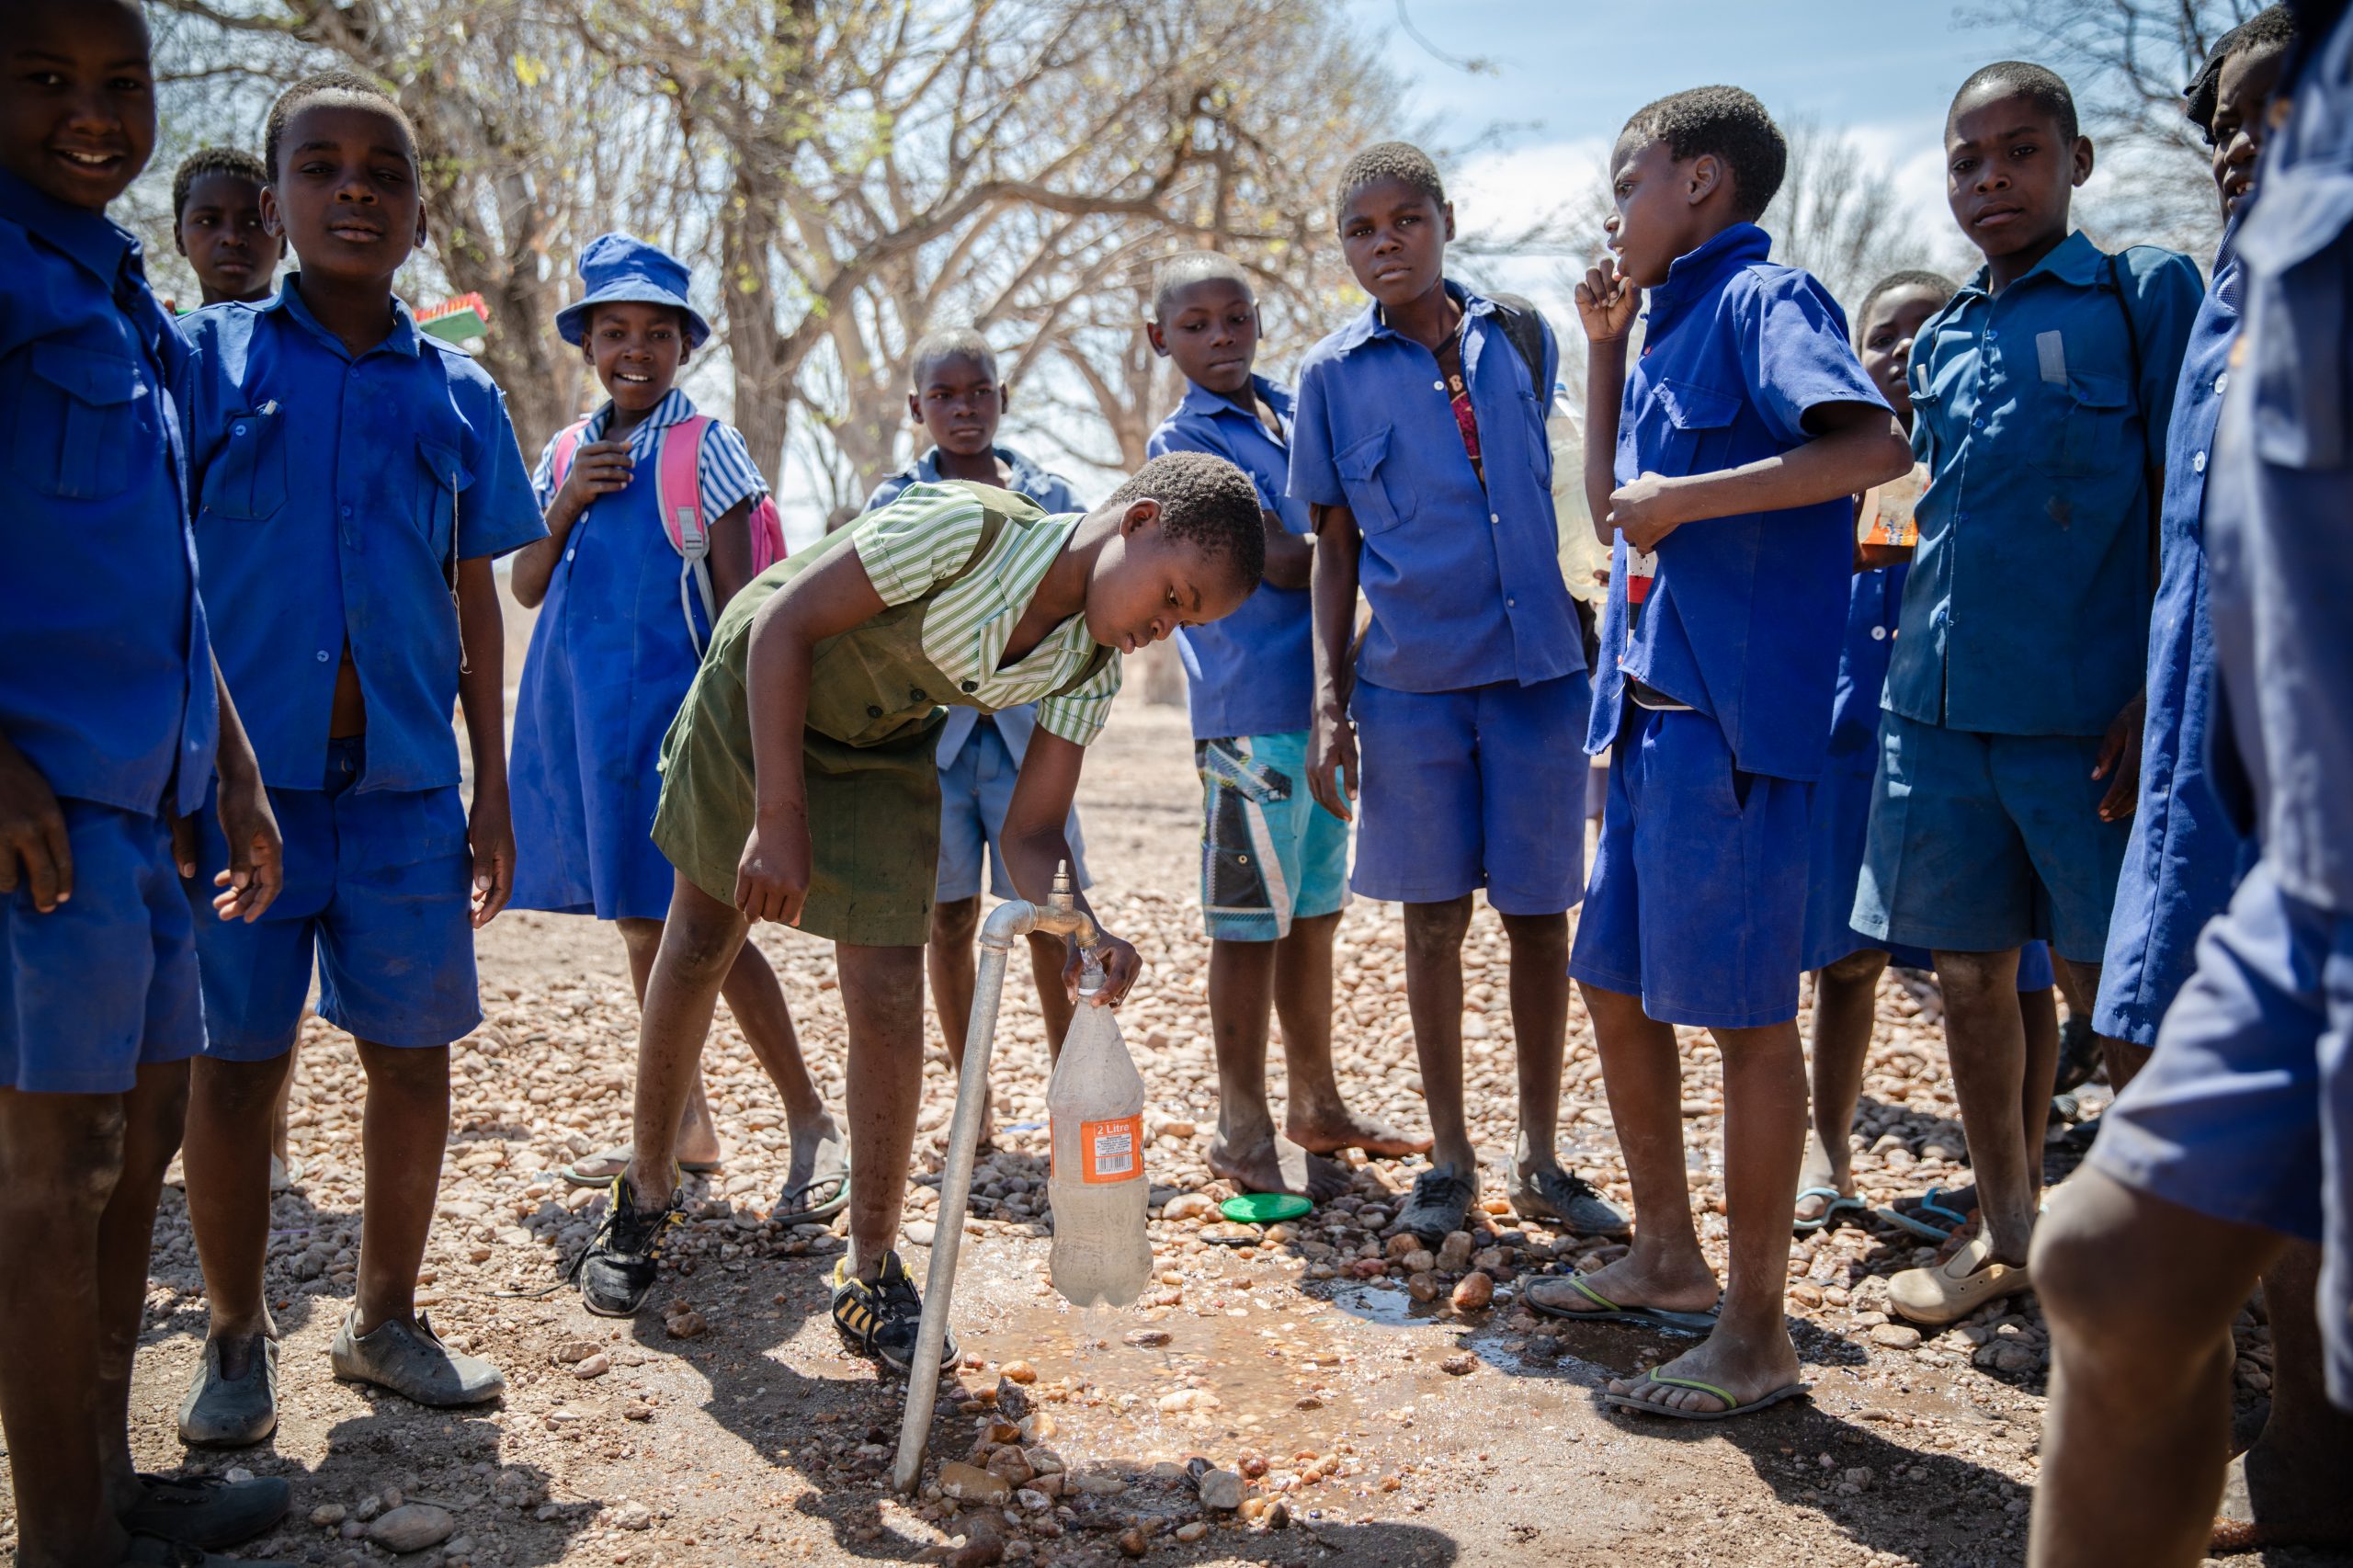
[1606,1368,1813,1423]
[1877,1185,1974,1242]
[1526,1274,1722,1335]
[559,1148,722,1188]
[269,1153,305,1192]
[773,1158,852,1223]
[1793,1186,1866,1234]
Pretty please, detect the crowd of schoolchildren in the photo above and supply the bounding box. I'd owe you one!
[2,0,2346,1562]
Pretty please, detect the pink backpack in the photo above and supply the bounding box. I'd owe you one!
[551,413,787,654]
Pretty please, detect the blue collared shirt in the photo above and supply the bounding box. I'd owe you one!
[0,170,217,818]
[177,280,545,794]
[863,443,1084,767]
[1287,281,1581,694]
[1149,375,1313,739]
[1891,230,2203,735]
[2207,0,2353,913]
[1589,223,1890,781]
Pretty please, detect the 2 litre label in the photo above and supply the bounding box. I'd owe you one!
[1080,1115,1143,1182]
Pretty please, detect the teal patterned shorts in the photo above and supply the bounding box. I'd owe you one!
[1196,731,1349,942]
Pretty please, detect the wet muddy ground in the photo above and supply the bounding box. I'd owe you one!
[0,698,2312,1567]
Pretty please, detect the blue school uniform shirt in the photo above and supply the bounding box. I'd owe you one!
[0,169,216,818]
[1148,376,1312,739]
[1587,223,1889,782]
[2097,241,2257,1030]
[176,280,546,794]
[2206,0,2353,914]
[510,389,768,920]
[1890,232,2203,736]
[865,444,1084,769]
[1286,281,1581,695]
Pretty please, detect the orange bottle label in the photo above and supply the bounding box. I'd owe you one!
[1078,1115,1143,1183]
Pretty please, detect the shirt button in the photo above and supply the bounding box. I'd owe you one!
[340,505,353,517]
[2193,450,2207,474]
[1985,329,1998,340]
[1489,512,1500,525]
[315,650,331,663]
[232,422,247,437]
[1870,626,1888,642]
[2216,370,2230,394]
[1506,597,1518,608]
[564,548,575,562]
[961,680,978,693]
[1432,380,1445,392]
[867,705,883,718]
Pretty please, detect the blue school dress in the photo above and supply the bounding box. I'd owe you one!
[2092,246,2257,1045]
[510,391,767,920]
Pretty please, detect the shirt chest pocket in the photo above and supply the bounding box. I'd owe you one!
[1648,378,1739,472]
[414,437,475,565]
[1334,425,1416,533]
[2031,371,2131,480]
[2238,164,2353,472]
[13,342,141,502]
[198,405,288,521]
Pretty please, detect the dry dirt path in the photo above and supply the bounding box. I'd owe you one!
[4,698,2296,1568]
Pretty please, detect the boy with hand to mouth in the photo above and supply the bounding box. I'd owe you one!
[574,452,1266,1378]
[1853,62,2202,1329]
[509,233,842,1223]
[1544,87,1912,1420]
[1290,142,1627,1247]
[171,146,279,308]
[173,70,546,1444]
[1,1,290,1562]
[1145,251,1429,1201]
[865,329,1095,1135]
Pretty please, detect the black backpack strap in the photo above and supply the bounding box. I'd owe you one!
[1484,291,1554,397]
[2101,250,2146,398]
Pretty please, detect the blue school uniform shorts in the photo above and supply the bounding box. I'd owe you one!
[1347,675,1588,915]
[1569,705,1813,1029]
[1,800,203,1094]
[1853,711,2128,964]
[2088,860,2353,1405]
[1196,731,1349,942]
[933,718,1090,904]
[190,737,480,1057]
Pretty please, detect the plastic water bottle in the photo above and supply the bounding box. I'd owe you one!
[1047,960,1152,1309]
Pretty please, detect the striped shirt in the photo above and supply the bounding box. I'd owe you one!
[529,388,767,522]
[852,482,1122,745]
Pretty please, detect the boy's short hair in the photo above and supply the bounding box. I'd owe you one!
[263,69,419,177]
[1619,86,1788,222]
[1334,142,1446,224]
[908,326,998,389]
[2184,5,2297,140]
[1104,450,1266,585]
[1854,269,1961,347]
[1950,62,2079,143]
[172,147,267,221]
[1150,251,1255,322]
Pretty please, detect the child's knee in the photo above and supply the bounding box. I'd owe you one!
[0,1096,127,1217]
[1402,898,1472,958]
[2032,1195,2197,1354]
[356,1042,451,1096]
[192,1052,290,1118]
[1822,948,1888,986]
[1935,949,2013,1001]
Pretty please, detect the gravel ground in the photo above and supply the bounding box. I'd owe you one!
[0,695,2304,1568]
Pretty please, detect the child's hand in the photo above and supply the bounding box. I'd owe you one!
[2094,693,2148,822]
[559,440,633,514]
[209,771,283,924]
[1575,255,1641,345]
[1308,710,1358,824]
[1068,931,1142,1008]
[1608,472,1686,552]
[0,743,71,912]
[468,790,515,927]
[736,810,812,926]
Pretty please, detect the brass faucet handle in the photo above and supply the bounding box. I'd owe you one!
[1050,859,1075,913]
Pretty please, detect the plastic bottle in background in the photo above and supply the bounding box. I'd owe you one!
[1047,960,1152,1308]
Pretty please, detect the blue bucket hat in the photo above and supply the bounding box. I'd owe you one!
[555,233,711,348]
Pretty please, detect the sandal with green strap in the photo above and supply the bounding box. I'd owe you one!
[1525,1274,1722,1335]
[1606,1368,1813,1422]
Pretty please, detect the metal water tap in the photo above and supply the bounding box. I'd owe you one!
[1026,860,1098,950]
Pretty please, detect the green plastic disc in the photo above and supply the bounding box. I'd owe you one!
[1221,1193,1313,1224]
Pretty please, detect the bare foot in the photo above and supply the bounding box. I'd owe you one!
[1541,1253,1718,1319]
[775,1115,849,1221]
[1607,1323,1805,1416]
[1793,1132,1853,1225]
[1208,1131,1350,1201]
[2213,1440,2353,1551]
[1285,1106,1432,1160]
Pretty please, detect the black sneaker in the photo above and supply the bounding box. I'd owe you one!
[830,1252,958,1376]
[1393,1166,1478,1244]
[1510,1166,1632,1240]
[2054,1012,2102,1093]
[568,1175,680,1317]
